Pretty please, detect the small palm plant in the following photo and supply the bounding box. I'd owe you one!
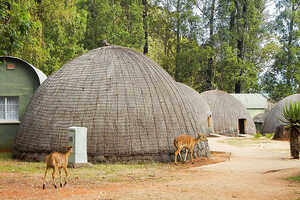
[281,101,300,159]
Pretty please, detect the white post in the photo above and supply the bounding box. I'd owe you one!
[68,127,88,165]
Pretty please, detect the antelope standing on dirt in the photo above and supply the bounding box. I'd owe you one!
[174,133,207,165]
[42,146,72,189]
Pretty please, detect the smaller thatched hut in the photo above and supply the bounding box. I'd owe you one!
[253,113,266,134]
[200,90,256,136]
[262,94,300,138]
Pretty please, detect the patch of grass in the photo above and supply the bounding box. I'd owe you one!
[218,137,271,147]
[0,153,44,174]
[265,133,274,139]
[72,162,164,183]
[254,133,263,139]
[0,152,13,161]
[0,153,162,175]
[288,176,300,182]
[0,153,174,184]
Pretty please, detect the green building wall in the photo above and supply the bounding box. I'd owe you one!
[247,108,265,119]
[0,57,42,152]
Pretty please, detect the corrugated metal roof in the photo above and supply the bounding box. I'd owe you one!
[230,93,268,109]
[0,56,47,84]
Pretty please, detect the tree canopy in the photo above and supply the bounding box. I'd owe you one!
[0,0,299,101]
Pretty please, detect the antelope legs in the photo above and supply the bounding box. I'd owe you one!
[42,167,48,190]
[52,167,58,189]
[59,168,63,187]
[63,167,69,186]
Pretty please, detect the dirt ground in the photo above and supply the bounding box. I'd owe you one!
[1,136,300,200]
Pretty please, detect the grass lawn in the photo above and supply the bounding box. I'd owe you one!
[288,175,300,183]
[217,137,273,147]
[0,152,176,184]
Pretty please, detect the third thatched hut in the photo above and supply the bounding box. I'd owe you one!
[262,94,300,138]
[200,90,256,136]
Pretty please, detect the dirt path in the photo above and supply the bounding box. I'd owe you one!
[1,136,300,200]
[104,136,300,200]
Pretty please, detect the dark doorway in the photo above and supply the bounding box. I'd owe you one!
[238,119,246,134]
[208,115,211,128]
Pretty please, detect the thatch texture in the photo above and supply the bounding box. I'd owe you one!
[199,90,256,136]
[262,94,300,135]
[176,82,214,134]
[253,112,266,134]
[253,113,266,123]
[14,46,209,162]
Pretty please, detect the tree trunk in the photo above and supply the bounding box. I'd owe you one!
[205,0,216,90]
[289,128,299,159]
[286,1,296,86]
[142,0,148,55]
[234,1,247,94]
[175,0,181,81]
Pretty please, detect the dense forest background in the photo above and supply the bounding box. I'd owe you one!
[0,0,299,101]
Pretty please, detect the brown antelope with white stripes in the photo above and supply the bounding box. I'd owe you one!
[174,133,207,165]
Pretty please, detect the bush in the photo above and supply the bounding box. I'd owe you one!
[254,133,263,138]
[265,133,274,139]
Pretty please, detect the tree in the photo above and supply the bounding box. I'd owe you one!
[152,0,201,82]
[37,0,86,74]
[281,101,300,159]
[0,0,86,75]
[195,0,218,90]
[220,0,265,93]
[142,0,149,54]
[262,0,299,101]
[83,0,144,50]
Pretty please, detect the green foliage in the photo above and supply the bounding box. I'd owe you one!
[287,175,300,183]
[83,0,144,51]
[0,0,86,76]
[262,0,300,101]
[0,152,12,161]
[36,0,86,75]
[281,101,300,132]
[265,133,274,139]
[0,0,296,99]
[254,133,263,138]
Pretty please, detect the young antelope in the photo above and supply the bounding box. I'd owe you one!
[42,146,72,189]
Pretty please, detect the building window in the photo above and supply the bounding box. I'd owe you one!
[0,96,19,121]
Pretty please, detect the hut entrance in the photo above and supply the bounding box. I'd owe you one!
[239,119,246,134]
[208,115,211,128]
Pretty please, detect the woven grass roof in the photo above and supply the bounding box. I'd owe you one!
[176,82,214,134]
[14,46,209,162]
[253,113,266,123]
[199,90,256,136]
[262,94,300,134]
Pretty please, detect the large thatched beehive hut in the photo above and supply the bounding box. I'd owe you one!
[199,90,256,136]
[14,46,210,162]
[262,94,300,137]
[176,82,214,135]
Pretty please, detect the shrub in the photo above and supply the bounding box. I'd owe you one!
[254,133,262,138]
[265,133,274,139]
